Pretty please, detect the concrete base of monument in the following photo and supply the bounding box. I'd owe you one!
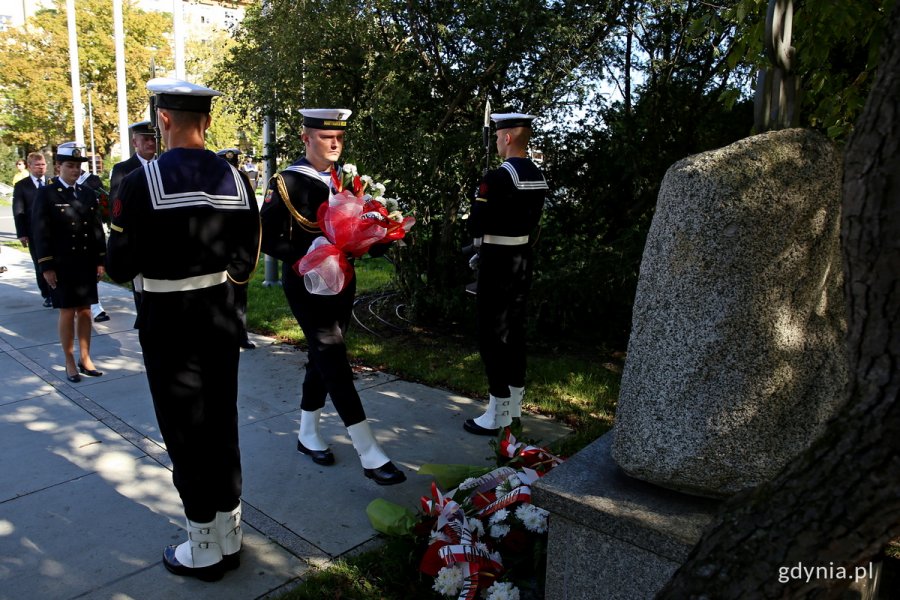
[533,431,885,599]
[532,431,722,600]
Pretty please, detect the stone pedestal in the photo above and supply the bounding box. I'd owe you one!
[533,432,721,600]
[534,432,883,599]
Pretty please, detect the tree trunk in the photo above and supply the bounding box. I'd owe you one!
[656,2,900,598]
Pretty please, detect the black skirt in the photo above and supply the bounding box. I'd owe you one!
[50,261,99,309]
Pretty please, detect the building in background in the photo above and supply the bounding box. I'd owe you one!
[0,0,252,34]
[0,0,255,166]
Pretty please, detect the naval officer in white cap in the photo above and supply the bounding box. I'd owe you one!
[106,78,260,581]
[260,108,406,486]
[31,141,107,383]
[464,113,549,436]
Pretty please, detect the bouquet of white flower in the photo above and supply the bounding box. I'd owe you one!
[295,163,415,295]
[366,429,564,600]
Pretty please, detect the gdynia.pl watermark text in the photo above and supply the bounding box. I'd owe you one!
[778,562,875,584]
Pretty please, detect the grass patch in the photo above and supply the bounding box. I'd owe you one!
[247,256,621,598]
[249,256,620,454]
[282,537,440,600]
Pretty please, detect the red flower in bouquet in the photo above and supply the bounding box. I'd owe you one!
[497,527,529,555]
[295,163,415,295]
[498,430,564,475]
[367,432,564,600]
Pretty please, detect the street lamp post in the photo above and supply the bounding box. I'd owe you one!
[86,83,97,174]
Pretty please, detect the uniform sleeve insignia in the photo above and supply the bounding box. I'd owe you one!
[112,198,123,219]
[479,182,489,196]
[264,189,274,203]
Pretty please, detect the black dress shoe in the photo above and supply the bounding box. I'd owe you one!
[463,419,500,436]
[162,545,225,582]
[77,362,103,377]
[239,339,256,349]
[364,461,407,485]
[297,439,335,465]
[66,372,81,383]
[43,297,52,308]
[93,311,110,322]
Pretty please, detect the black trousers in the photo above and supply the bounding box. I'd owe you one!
[228,280,250,343]
[138,284,242,523]
[28,242,50,299]
[282,263,366,427]
[476,245,532,398]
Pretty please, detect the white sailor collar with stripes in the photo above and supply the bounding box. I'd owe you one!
[143,160,251,211]
[284,158,335,189]
[500,159,549,190]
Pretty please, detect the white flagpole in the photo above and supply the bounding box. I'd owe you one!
[66,0,85,147]
[173,0,185,79]
[114,0,129,161]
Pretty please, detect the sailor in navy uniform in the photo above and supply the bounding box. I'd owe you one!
[109,120,157,200]
[106,78,260,582]
[217,148,255,350]
[109,120,157,324]
[464,113,549,436]
[30,142,107,383]
[260,108,406,486]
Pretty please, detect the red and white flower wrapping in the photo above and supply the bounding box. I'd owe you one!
[295,176,415,295]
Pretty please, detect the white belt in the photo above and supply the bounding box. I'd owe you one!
[142,271,228,293]
[483,234,529,246]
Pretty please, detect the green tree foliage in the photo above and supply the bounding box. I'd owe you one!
[0,0,172,153]
[0,142,23,186]
[710,0,894,139]
[218,0,890,347]
[218,0,628,324]
[185,29,262,155]
[538,0,757,344]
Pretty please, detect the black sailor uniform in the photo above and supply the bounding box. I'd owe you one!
[106,147,260,522]
[470,157,548,398]
[260,158,378,427]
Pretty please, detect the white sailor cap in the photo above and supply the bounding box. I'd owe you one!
[491,112,537,130]
[55,141,89,163]
[300,108,352,130]
[147,77,222,113]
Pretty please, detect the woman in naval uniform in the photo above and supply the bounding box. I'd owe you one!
[31,142,106,383]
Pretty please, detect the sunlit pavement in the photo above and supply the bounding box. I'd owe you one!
[0,240,571,599]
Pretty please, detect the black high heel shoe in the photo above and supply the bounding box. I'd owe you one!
[77,362,103,377]
[65,368,81,383]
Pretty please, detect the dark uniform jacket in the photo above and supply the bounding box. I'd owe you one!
[12,176,43,239]
[260,158,389,264]
[470,157,547,241]
[105,148,258,522]
[108,154,145,202]
[106,148,259,286]
[30,176,106,274]
[260,158,332,265]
